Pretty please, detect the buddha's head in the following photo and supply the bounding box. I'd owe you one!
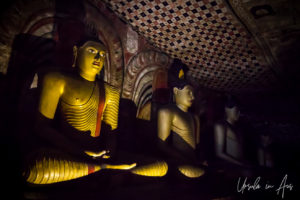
[168,59,194,111]
[73,40,106,81]
[224,96,240,123]
[173,84,195,111]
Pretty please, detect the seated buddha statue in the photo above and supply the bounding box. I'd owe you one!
[23,39,137,184]
[157,59,205,179]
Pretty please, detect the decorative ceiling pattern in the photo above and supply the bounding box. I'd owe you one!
[102,0,279,92]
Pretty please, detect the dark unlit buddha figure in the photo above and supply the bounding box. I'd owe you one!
[23,39,137,184]
[213,97,248,166]
[157,59,205,179]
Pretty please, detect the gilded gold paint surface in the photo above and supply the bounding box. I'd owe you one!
[61,83,99,136]
[102,84,120,130]
[26,157,99,184]
[131,161,168,177]
[178,165,205,178]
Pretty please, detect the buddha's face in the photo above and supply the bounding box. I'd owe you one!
[225,106,240,122]
[174,85,195,108]
[75,41,106,78]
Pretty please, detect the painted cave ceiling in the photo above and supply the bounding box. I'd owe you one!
[0,0,299,94]
[103,0,300,92]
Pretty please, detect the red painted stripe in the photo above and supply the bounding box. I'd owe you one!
[94,83,105,137]
[88,165,95,174]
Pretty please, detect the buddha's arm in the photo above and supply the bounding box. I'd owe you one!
[157,108,187,163]
[35,114,89,157]
[214,124,244,166]
[99,84,121,157]
[157,108,172,141]
[39,72,64,119]
[103,84,120,130]
[36,73,86,157]
[194,115,200,145]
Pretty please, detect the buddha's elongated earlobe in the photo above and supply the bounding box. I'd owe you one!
[97,65,102,76]
[96,68,101,79]
[173,87,178,95]
[173,87,178,102]
[72,46,78,68]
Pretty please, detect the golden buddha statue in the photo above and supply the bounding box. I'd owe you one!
[23,39,137,184]
[157,59,205,178]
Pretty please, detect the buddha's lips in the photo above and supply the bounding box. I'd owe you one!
[93,61,100,66]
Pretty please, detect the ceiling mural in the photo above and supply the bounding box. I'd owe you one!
[102,0,288,92]
[0,0,299,94]
[229,0,300,88]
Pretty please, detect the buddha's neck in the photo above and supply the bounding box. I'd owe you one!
[79,70,96,82]
[176,103,188,112]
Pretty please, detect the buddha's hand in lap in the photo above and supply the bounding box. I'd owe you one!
[84,150,111,159]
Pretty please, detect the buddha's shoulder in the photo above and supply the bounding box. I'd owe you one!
[214,120,227,131]
[44,71,87,84]
[42,71,68,85]
[103,82,120,93]
[158,104,178,115]
[102,82,120,101]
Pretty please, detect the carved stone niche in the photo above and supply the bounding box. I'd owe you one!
[122,50,172,120]
[0,0,124,89]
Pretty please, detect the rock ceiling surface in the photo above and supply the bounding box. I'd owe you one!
[0,0,298,93]
[103,0,300,92]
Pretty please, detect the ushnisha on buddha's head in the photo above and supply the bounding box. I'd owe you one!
[168,59,195,111]
[73,39,107,81]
